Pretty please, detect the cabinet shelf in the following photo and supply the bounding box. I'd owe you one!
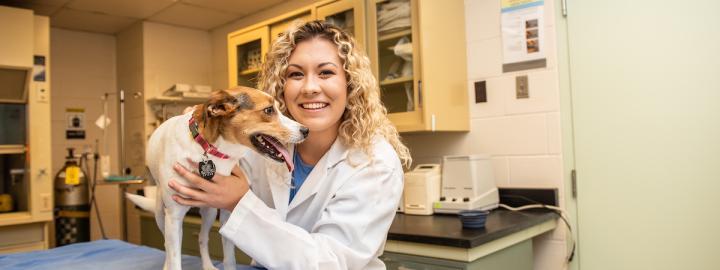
[380,76,413,86]
[378,28,411,42]
[239,67,260,76]
[0,145,26,155]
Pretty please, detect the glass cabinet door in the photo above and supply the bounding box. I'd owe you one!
[228,26,270,88]
[0,103,28,215]
[369,0,421,119]
[316,0,366,49]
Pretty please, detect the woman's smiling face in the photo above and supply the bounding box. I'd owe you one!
[283,37,348,134]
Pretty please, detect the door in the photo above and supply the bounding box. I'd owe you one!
[567,0,720,269]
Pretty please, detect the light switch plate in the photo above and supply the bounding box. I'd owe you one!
[40,193,52,211]
[516,75,529,99]
[37,84,49,103]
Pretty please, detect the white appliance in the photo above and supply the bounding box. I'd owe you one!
[403,164,441,215]
[433,155,499,214]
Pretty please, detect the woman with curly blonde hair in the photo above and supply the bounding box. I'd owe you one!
[169,20,412,269]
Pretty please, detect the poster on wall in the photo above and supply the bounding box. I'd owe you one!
[33,55,46,82]
[66,108,86,140]
[501,0,546,72]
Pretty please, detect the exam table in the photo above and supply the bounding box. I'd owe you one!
[0,239,262,270]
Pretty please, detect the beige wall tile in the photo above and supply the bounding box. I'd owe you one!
[464,0,501,42]
[505,70,560,115]
[547,112,561,154]
[143,21,213,97]
[470,115,548,155]
[466,37,504,79]
[508,156,562,187]
[469,76,509,118]
[491,157,510,187]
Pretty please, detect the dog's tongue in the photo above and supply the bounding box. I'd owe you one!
[262,135,293,172]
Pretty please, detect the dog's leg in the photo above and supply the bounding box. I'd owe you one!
[164,204,190,270]
[199,207,219,270]
[219,209,237,270]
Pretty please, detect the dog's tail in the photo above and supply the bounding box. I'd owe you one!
[125,193,156,213]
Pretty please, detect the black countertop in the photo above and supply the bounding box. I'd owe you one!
[387,210,557,248]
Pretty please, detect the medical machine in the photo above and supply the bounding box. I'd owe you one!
[402,164,441,215]
[433,155,499,214]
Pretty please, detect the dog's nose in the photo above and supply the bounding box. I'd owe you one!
[300,127,309,138]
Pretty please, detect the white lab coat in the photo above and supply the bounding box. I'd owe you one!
[219,137,403,270]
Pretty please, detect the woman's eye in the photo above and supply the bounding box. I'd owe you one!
[263,107,274,115]
[288,71,303,78]
[319,70,335,77]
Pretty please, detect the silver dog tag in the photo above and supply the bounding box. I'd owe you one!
[199,159,215,181]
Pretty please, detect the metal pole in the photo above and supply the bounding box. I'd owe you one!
[119,90,125,176]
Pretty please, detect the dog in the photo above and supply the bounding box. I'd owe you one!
[127,86,307,270]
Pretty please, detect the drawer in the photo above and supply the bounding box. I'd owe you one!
[0,222,44,247]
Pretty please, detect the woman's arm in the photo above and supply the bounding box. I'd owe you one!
[219,163,402,270]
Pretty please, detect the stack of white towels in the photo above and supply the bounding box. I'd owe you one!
[377,0,411,34]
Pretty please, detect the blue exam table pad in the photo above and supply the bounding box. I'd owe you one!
[0,239,262,270]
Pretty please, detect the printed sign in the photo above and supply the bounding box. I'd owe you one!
[66,108,86,140]
[501,0,546,71]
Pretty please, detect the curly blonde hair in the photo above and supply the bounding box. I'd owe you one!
[257,20,411,168]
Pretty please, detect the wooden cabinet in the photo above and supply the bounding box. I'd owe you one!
[227,1,366,89]
[368,0,468,132]
[227,0,468,132]
[316,0,367,50]
[0,14,52,253]
[228,26,270,88]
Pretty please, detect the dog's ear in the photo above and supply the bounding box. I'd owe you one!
[205,90,238,118]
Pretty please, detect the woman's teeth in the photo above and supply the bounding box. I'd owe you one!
[301,103,328,109]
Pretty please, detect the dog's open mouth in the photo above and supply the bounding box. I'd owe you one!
[251,134,293,172]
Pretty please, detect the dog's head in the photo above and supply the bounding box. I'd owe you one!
[193,86,308,171]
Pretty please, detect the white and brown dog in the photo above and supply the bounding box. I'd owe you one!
[127,86,307,270]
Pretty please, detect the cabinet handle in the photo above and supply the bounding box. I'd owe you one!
[417,80,422,109]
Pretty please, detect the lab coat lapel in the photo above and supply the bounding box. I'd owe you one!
[266,145,292,219]
[287,139,348,212]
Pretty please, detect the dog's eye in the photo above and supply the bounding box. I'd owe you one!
[263,106,274,115]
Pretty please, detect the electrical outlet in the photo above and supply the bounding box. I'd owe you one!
[516,75,529,99]
[40,193,52,211]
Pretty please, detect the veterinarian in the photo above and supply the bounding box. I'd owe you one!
[167,20,412,269]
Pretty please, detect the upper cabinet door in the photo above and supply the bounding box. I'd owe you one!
[368,0,468,132]
[228,26,270,88]
[368,0,424,131]
[316,0,367,50]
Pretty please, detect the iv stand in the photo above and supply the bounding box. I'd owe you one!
[100,90,144,242]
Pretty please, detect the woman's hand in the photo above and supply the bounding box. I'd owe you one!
[168,162,249,211]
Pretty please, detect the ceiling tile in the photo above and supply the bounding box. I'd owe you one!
[0,0,65,16]
[180,0,286,16]
[148,3,236,30]
[67,0,176,19]
[52,8,138,34]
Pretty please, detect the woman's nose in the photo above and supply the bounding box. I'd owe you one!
[301,76,321,95]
